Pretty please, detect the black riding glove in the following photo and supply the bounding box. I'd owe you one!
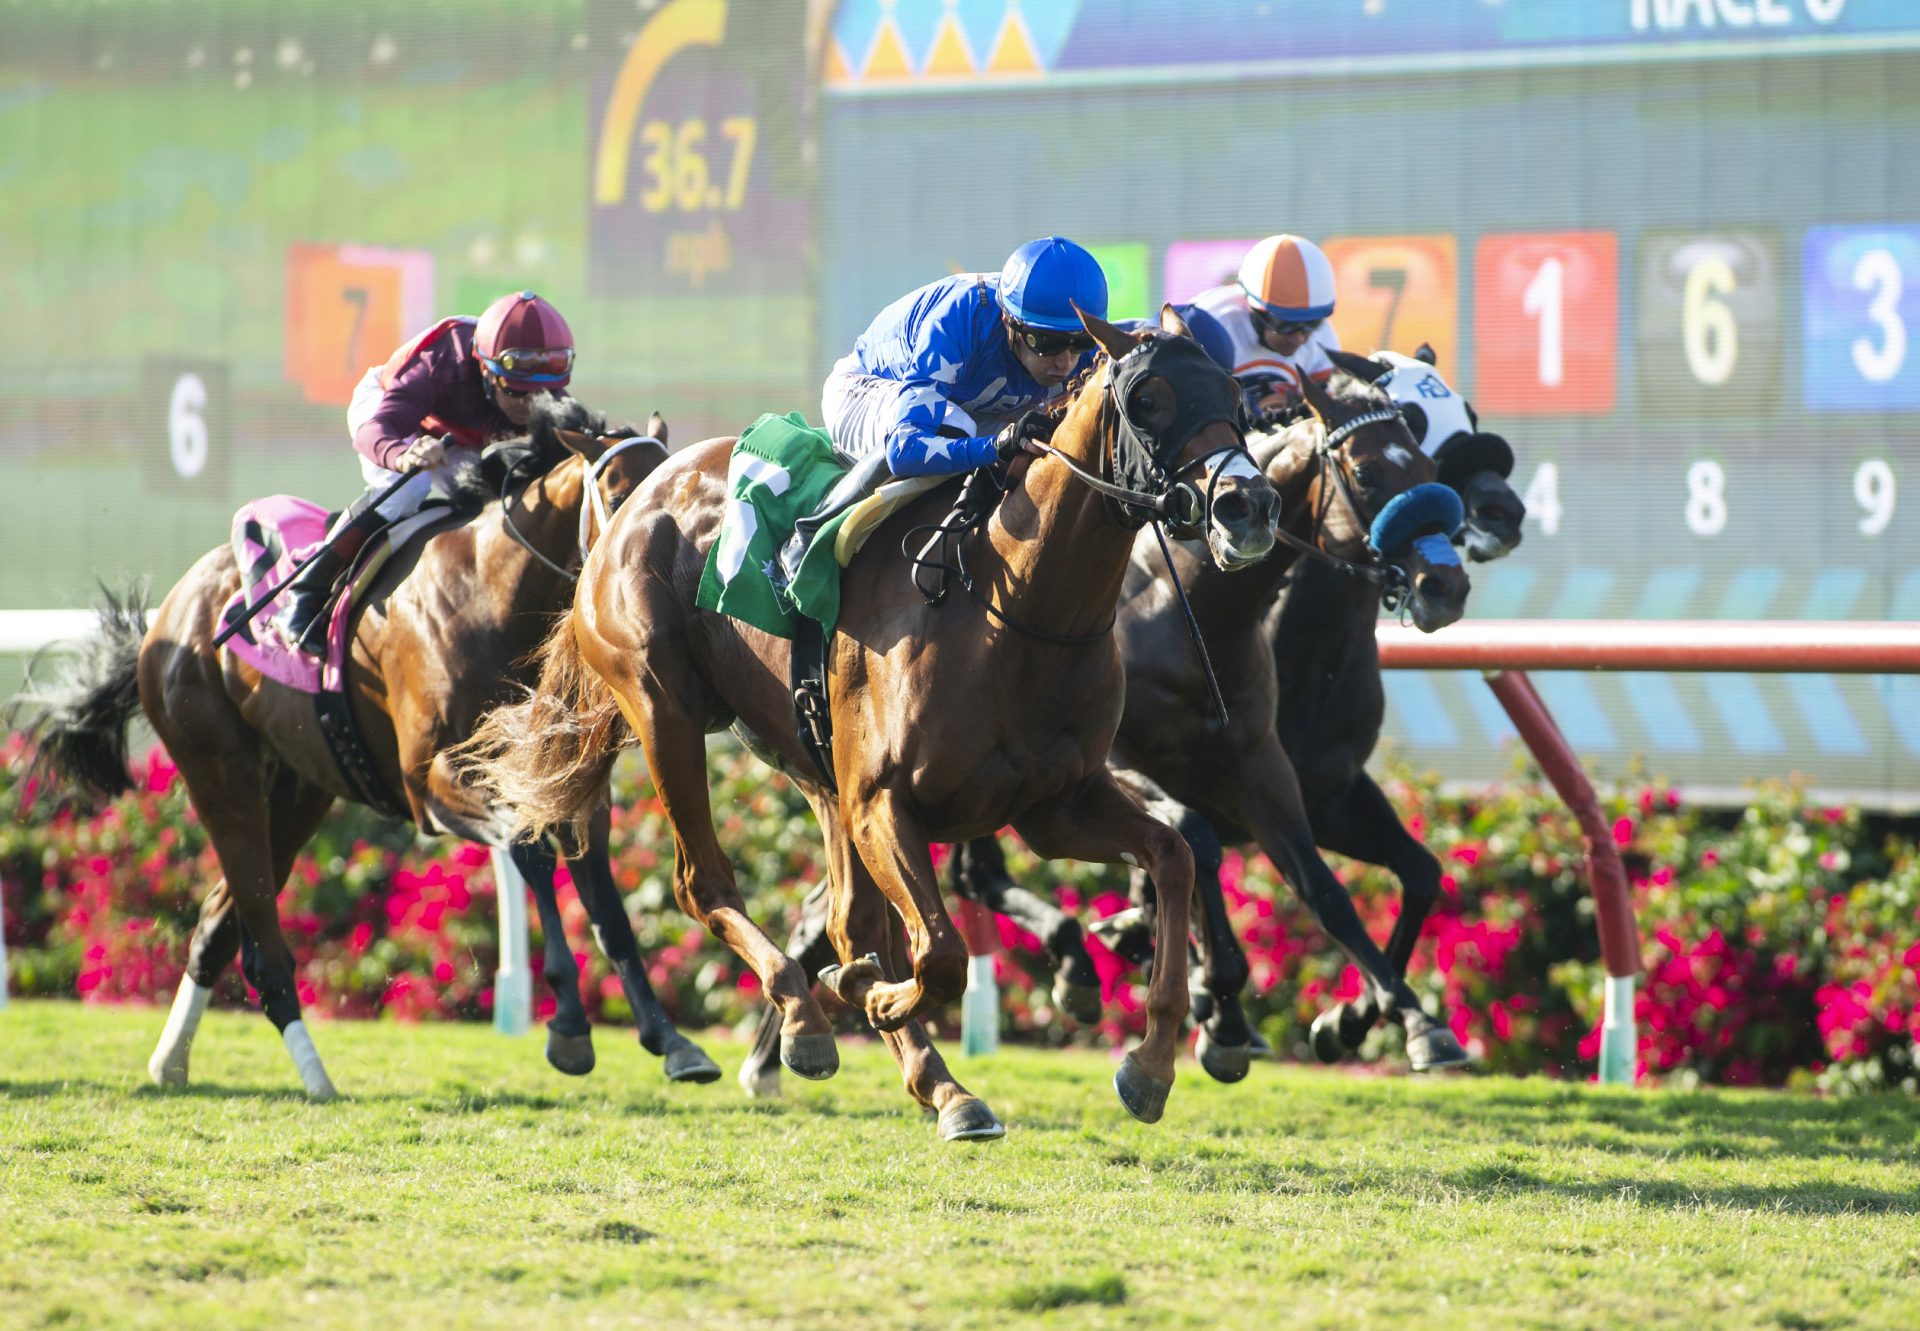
[993,409,1057,463]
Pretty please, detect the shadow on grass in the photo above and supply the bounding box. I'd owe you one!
[1454,1087,1919,1167]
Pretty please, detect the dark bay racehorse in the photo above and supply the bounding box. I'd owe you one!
[739,359,1475,1093]
[1270,349,1527,1060]
[20,400,718,1097]
[458,307,1279,1138]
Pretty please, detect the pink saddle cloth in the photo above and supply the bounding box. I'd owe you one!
[217,496,357,695]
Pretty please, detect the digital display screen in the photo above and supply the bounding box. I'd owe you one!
[6,0,1919,795]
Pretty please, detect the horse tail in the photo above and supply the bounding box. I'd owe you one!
[454,609,628,848]
[12,582,150,804]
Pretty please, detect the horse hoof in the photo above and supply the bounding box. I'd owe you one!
[816,952,883,1005]
[737,1057,782,1100]
[1052,974,1103,1026]
[304,1075,340,1103]
[545,1028,597,1077]
[1113,1054,1172,1125]
[1408,1026,1472,1072]
[1196,1029,1252,1084]
[1337,999,1378,1050]
[147,1052,189,1088]
[1309,1009,1348,1065]
[937,1098,1006,1143]
[780,1031,840,1081]
[662,1042,722,1085]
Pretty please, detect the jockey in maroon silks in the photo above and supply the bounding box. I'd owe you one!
[273,291,575,648]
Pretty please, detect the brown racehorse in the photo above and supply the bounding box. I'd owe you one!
[740,360,1475,1093]
[20,400,718,1097]
[456,307,1279,1139]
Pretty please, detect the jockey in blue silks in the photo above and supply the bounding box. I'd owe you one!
[778,236,1109,579]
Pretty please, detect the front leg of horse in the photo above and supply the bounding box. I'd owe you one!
[515,839,595,1076]
[1309,774,1456,1069]
[1238,744,1468,1072]
[568,819,721,1084]
[1016,775,1194,1125]
[949,837,1102,1025]
[830,792,968,1032]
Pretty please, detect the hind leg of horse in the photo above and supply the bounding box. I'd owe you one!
[1235,739,1465,1070]
[150,774,334,1087]
[622,686,834,1077]
[1011,773,1195,1125]
[511,838,598,1076]
[1308,774,1456,1067]
[569,807,720,1084]
[739,879,837,1099]
[949,837,1101,1026]
[148,877,239,1086]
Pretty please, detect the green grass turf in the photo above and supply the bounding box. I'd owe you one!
[2,1001,1917,1330]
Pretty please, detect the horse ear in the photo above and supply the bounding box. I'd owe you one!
[1298,369,1337,425]
[1326,348,1387,384]
[1158,302,1192,338]
[1075,302,1145,361]
[647,412,669,447]
[1415,342,1438,366]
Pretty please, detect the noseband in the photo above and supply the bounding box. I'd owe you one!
[1271,407,1418,612]
[1033,334,1252,536]
[498,434,666,582]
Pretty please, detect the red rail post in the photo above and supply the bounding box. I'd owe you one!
[1481,670,1642,1085]
[953,896,1000,1056]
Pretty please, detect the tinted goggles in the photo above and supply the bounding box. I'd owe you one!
[1251,309,1324,339]
[1013,322,1096,357]
[484,346,575,383]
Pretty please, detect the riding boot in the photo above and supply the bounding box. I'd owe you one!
[776,451,892,587]
[271,496,389,651]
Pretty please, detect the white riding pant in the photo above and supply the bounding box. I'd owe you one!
[821,362,981,467]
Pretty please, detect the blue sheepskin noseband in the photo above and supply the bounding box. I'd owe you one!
[1368,483,1465,558]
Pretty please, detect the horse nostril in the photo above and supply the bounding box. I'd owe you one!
[1213,491,1250,525]
[1417,573,1465,604]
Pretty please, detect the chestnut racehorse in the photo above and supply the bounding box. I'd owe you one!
[740,357,1476,1093]
[21,400,718,1097]
[457,307,1279,1139]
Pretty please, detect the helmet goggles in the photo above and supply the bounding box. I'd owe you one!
[1249,307,1324,340]
[483,346,575,385]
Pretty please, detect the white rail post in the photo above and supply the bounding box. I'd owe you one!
[490,848,531,1036]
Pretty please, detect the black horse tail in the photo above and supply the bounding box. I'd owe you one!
[12,582,150,804]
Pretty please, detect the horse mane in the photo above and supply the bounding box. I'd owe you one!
[1245,370,1398,466]
[443,395,631,514]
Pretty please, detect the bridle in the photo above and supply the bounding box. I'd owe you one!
[1269,407,1416,615]
[497,432,665,583]
[908,335,1256,718]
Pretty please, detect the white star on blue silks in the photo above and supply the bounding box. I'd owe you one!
[926,353,962,385]
[922,436,954,464]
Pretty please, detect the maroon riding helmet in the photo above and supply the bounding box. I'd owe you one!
[475,291,575,392]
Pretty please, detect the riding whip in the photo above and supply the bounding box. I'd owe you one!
[211,467,418,648]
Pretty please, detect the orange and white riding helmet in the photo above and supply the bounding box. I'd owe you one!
[1237,234,1337,323]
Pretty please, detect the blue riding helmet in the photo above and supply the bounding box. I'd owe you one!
[1174,303,1235,375]
[1115,304,1237,376]
[998,236,1108,331]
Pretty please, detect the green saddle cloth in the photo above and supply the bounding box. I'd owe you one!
[694,411,859,639]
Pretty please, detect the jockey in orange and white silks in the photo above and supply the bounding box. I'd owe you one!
[1190,234,1342,417]
[272,291,575,649]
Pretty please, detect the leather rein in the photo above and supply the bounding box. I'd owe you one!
[496,431,666,582]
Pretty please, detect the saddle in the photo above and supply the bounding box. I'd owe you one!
[217,495,460,815]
